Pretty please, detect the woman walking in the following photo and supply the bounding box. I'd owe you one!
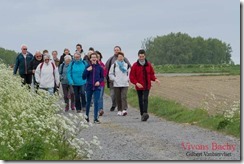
[109,52,130,116]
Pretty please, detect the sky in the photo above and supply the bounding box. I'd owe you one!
[0,0,241,64]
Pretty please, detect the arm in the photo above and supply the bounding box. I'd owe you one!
[99,66,104,83]
[124,57,131,68]
[108,63,115,81]
[129,65,137,85]
[13,55,19,75]
[66,62,74,85]
[82,66,89,80]
[34,63,41,83]
[54,65,60,86]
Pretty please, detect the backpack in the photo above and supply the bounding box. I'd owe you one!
[40,62,55,78]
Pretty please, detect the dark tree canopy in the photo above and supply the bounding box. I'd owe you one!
[142,32,233,65]
[0,47,18,65]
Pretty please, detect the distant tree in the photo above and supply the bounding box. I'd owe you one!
[0,47,18,65]
[142,32,233,65]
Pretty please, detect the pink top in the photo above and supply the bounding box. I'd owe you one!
[98,61,107,87]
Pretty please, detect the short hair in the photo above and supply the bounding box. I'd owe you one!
[74,52,81,56]
[89,52,98,59]
[35,50,42,55]
[64,55,72,61]
[52,50,58,54]
[76,44,82,48]
[95,50,103,59]
[89,47,94,51]
[21,44,27,49]
[117,52,124,57]
[43,54,51,59]
[138,49,146,55]
[114,46,121,51]
[43,49,49,54]
[64,48,69,52]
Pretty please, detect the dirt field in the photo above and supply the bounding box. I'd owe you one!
[150,75,240,115]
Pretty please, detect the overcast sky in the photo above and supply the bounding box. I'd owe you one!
[0,0,240,64]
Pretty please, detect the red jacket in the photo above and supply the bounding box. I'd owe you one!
[129,59,157,90]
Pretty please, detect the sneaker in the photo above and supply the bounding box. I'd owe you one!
[99,110,104,116]
[94,119,101,124]
[142,113,149,121]
[110,106,115,111]
[71,104,75,110]
[122,110,127,116]
[117,111,123,116]
[77,110,82,113]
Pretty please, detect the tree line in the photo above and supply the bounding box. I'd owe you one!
[142,32,233,65]
[0,47,18,66]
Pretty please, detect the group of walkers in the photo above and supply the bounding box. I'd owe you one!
[13,44,160,123]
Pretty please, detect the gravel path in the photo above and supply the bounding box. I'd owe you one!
[61,94,240,160]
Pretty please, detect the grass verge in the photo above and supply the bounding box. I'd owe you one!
[106,88,240,138]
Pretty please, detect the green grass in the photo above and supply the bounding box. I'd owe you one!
[154,64,240,75]
[106,88,240,138]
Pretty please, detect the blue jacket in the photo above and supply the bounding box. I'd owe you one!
[13,53,34,75]
[83,63,104,91]
[59,63,69,85]
[67,59,88,86]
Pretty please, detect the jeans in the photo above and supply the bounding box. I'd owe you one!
[86,89,100,120]
[98,86,104,111]
[73,85,86,111]
[137,90,150,115]
[20,74,32,85]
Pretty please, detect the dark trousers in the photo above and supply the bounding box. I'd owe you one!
[62,84,75,106]
[73,85,86,111]
[137,90,150,115]
[86,89,100,120]
[20,74,32,85]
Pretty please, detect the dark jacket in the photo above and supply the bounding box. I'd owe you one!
[82,63,104,91]
[13,53,34,75]
[59,53,73,67]
[129,59,156,90]
[28,56,43,74]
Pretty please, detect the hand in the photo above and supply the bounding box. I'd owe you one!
[32,70,35,74]
[155,79,160,85]
[87,66,92,71]
[95,81,100,86]
[136,83,143,89]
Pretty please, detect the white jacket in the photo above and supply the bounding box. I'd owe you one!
[35,61,60,88]
[109,61,130,87]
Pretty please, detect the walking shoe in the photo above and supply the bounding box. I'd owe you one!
[122,110,127,116]
[94,119,101,124]
[117,111,123,116]
[99,110,104,116]
[77,110,82,113]
[71,104,75,110]
[142,113,149,121]
[85,118,89,123]
[110,106,115,111]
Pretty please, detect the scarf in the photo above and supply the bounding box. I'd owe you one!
[117,61,127,73]
[139,60,146,66]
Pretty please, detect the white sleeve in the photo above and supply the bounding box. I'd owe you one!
[54,65,60,85]
[108,64,115,81]
[35,63,41,83]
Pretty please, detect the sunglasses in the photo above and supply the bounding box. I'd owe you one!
[36,56,42,58]
[23,48,27,50]
[44,59,50,60]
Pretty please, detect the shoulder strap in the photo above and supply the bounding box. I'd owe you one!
[60,63,65,75]
[40,62,44,71]
[113,62,116,77]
